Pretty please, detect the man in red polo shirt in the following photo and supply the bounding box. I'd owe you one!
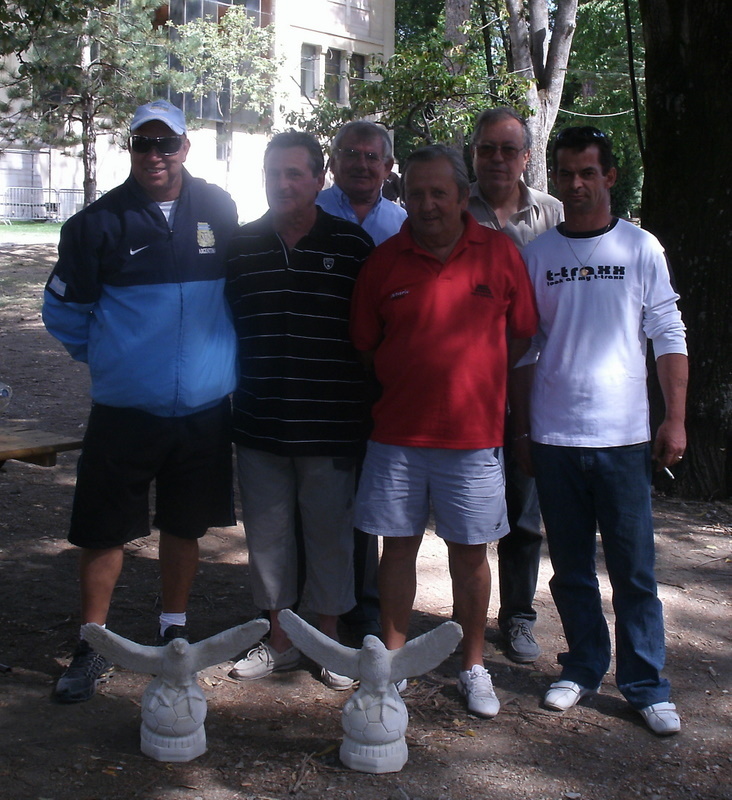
[350,144,538,718]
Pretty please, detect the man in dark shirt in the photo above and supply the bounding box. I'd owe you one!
[43,99,239,704]
[225,131,373,691]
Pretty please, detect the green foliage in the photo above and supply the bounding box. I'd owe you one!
[168,6,277,132]
[287,13,529,162]
[557,0,645,217]
[0,0,95,54]
[395,0,444,41]
[0,1,173,152]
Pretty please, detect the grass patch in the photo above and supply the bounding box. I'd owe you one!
[0,221,63,237]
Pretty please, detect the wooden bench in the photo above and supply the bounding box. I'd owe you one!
[0,424,83,467]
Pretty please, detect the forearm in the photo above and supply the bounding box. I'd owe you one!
[653,352,688,468]
[656,352,688,425]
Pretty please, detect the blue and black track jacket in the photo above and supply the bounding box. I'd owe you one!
[43,170,239,417]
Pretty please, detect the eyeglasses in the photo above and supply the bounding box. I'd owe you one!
[555,127,608,144]
[336,147,383,164]
[474,144,525,161]
[129,135,185,155]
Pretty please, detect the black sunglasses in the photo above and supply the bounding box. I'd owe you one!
[555,126,607,144]
[129,135,184,155]
[474,144,525,161]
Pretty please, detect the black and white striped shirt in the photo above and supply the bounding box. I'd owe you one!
[226,208,374,456]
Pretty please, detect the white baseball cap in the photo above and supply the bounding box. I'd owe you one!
[130,99,187,135]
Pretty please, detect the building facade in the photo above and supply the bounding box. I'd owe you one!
[0,0,395,223]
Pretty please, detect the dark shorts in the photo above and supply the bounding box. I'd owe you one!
[69,400,235,548]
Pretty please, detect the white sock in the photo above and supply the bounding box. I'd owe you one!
[159,612,187,636]
[79,623,104,641]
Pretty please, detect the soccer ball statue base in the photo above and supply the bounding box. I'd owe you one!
[340,686,409,773]
[141,725,207,762]
[140,679,208,762]
[340,735,408,774]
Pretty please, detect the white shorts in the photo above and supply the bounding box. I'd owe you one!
[354,442,508,545]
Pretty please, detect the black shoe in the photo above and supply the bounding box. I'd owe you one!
[505,621,541,663]
[156,625,190,646]
[53,640,113,704]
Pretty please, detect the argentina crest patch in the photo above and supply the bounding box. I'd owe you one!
[197,222,216,254]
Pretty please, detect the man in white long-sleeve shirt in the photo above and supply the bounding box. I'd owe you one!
[518,126,688,736]
[467,107,563,664]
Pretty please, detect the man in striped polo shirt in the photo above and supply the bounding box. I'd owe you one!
[225,131,374,691]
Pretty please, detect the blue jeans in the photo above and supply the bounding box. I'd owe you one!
[532,442,671,709]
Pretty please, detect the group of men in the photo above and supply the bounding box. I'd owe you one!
[43,98,687,737]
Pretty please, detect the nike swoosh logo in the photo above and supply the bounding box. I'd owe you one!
[129,245,150,256]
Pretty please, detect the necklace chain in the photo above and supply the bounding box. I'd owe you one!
[563,222,611,268]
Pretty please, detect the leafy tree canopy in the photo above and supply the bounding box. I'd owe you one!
[168,6,278,132]
[558,0,645,216]
[287,6,530,162]
[0,1,171,153]
[0,0,96,53]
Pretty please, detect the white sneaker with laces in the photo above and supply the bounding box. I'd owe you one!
[457,665,500,718]
[228,642,300,680]
[543,680,593,711]
[639,702,681,735]
[320,667,355,691]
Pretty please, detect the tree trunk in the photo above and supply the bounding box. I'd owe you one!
[444,0,474,150]
[445,0,473,48]
[639,0,732,498]
[80,35,97,207]
[81,98,97,208]
[505,0,578,190]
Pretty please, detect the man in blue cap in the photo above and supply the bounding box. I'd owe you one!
[43,99,240,703]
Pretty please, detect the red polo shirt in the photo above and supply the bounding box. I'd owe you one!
[350,213,538,449]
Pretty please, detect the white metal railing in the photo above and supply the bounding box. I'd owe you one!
[57,189,90,221]
[0,187,98,222]
[0,186,55,221]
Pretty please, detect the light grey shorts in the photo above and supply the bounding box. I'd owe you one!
[236,447,356,616]
[355,442,508,545]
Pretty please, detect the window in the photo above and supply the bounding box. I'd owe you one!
[301,44,318,99]
[350,53,365,82]
[325,48,344,103]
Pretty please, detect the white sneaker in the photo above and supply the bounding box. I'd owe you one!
[639,702,681,735]
[457,665,500,718]
[228,642,300,680]
[543,680,592,711]
[320,667,355,691]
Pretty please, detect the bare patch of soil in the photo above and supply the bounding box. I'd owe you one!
[0,243,730,800]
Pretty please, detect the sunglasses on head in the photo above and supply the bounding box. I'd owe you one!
[129,135,184,155]
[555,127,608,145]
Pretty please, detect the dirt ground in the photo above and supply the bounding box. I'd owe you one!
[0,239,730,800]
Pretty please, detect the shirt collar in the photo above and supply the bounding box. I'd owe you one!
[395,211,482,256]
[469,179,535,215]
[331,182,384,214]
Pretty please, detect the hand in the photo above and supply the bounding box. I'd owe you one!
[652,419,686,471]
